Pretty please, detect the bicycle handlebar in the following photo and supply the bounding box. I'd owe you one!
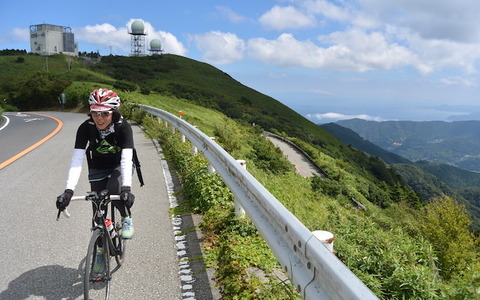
[70,195,121,201]
[56,194,122,221]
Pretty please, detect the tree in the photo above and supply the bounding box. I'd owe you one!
[421,196,477,279]
[13,72,71,109]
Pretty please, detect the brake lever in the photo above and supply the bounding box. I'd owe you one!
[56,208,71,221]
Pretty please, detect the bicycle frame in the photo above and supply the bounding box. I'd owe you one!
[57,190,125,257]
[89,191,123,257]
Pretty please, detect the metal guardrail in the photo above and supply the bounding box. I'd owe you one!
[138,104,378,300]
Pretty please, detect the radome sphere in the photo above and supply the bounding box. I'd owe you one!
[150,39,162,51]
[131,20,145,35]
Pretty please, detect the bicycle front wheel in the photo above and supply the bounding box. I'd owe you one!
[84,228,111,300]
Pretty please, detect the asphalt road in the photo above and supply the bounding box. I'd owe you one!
[0,111,182,299]
[0,112,61,167]
[266,135,321,178]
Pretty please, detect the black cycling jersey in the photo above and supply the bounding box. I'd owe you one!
[74,117,134,171]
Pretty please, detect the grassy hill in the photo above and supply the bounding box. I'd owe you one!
[91,55,345,155]
[321,122,411,165]
[1,52,479,299]
[322,121,480,228]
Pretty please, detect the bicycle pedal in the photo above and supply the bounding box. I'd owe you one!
[91,275,109,282]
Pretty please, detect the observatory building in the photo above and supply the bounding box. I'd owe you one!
[30,24,78,56]
[148,39,163,55]
[129,20,146,56]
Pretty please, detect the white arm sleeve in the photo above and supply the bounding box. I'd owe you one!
[65,148,85,191]
[121,148,133,187]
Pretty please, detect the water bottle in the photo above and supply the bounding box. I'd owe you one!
[105,219,116,238]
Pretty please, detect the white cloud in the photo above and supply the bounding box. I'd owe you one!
[259,5,316,30]
[74,19,187,56]
[307,112,382,122]
[11,28,29,42]
[308,88,333,95]
[188,1,480,76]
[75,23,128,53]
[2,27,29,44]
[440,77,477,87]
[355,0,480,43]
[251,0,480,74]
[247,33,320,67]
[155,32,187,56]
[397,29,480,74]
[246,29,426,72]
[302,0,350,22]
[192,31,245,65]
[321,28,428,72]
[216,6,246,23]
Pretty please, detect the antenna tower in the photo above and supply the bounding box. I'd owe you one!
[129,20,146,56]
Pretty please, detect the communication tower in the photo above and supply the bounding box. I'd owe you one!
[148,39,163,55]
[129,20,146,56]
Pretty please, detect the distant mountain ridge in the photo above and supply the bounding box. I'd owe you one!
[321,121,480,227]
[321,123,411,165]
[321,121,480,190]
[335,119,480,172]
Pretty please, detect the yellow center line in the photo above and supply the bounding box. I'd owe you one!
[0,112,64,170]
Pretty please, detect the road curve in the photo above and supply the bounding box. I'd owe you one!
[0,112,182,299]
[0,112,63,169]
[266,135,322,178]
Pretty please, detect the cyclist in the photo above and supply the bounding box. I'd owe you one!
[56,88,136,271]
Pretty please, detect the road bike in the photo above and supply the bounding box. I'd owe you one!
[57,190,127,300]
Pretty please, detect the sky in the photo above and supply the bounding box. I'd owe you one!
[1,0,480,123]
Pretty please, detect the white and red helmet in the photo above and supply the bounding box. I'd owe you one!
[89,88,121,111]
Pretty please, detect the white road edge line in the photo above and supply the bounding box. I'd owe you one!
[154,139,196,300]
[0,116,10,131]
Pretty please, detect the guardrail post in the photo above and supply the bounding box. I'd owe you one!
[208,165,216,173]
[191,126,198,155]
[312,230,335,253]
[208,137,216,173]
[235,160,247,218]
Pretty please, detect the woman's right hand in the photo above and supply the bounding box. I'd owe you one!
[56,189,74,210]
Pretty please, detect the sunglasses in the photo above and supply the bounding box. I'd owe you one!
[91,111,113,117]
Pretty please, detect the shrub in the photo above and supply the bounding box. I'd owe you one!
[247,136,293,174]
[113,80,136,92]
[64,81,97,108]
[421,196,477,279]
[12,72,71,109]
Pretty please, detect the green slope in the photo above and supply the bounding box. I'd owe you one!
[91,54,343,152]
[322,121,480,227]
[321,122,411,164]
[1,52,478,298]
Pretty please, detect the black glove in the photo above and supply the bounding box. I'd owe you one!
[56,189,73,210]
[120,186,135,209]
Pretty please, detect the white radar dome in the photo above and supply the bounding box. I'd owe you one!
[131,20,145,35]
[150,39,163,51]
